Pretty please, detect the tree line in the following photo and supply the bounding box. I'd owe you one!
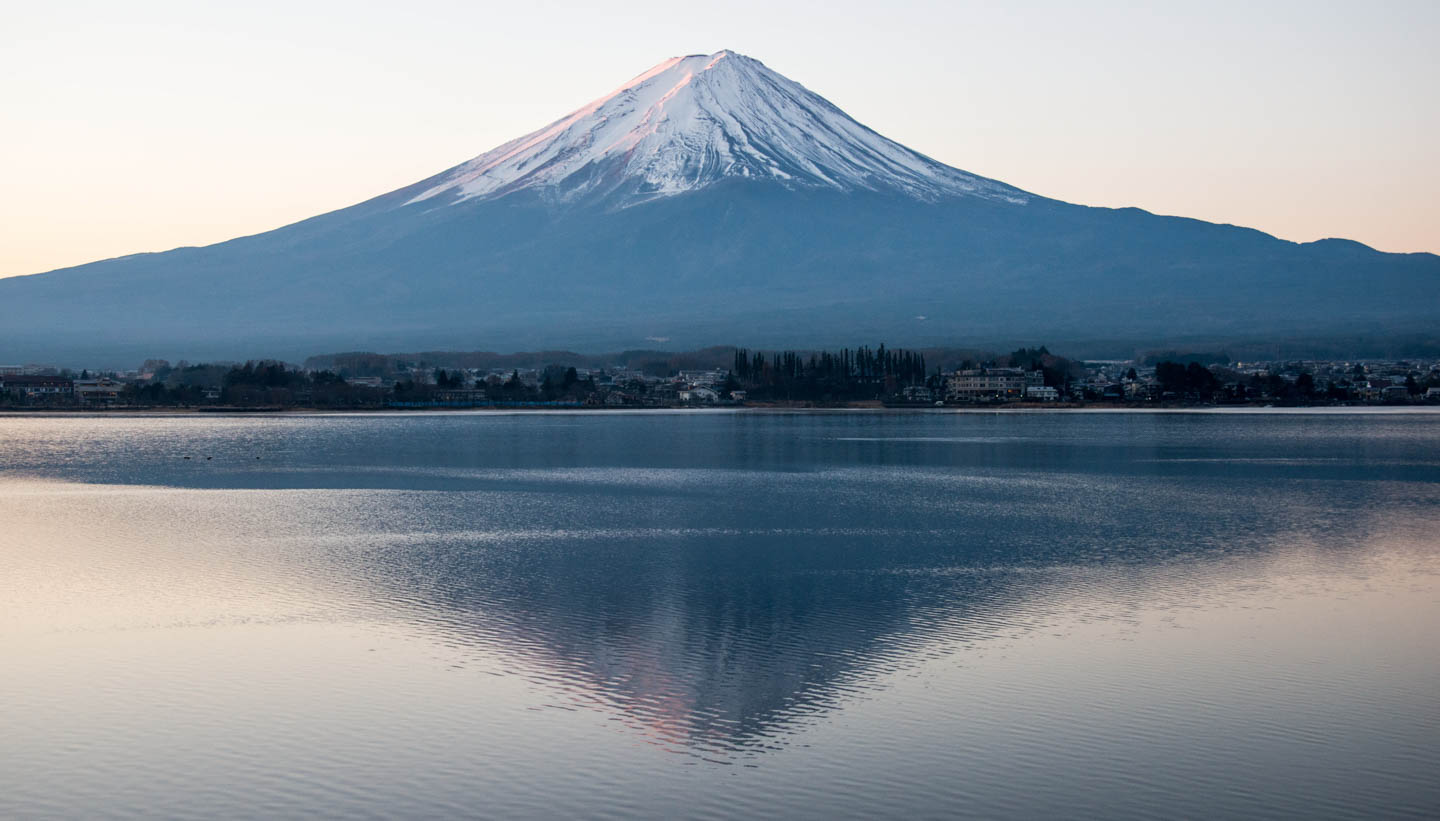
[730,345,932,400]
[124,361,376,407]
[1154,360,1435,402]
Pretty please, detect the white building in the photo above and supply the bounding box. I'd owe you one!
[901,385,934,402]
[678,369,729,387]
[1025,385,1059,401]
[945,368,1033,401]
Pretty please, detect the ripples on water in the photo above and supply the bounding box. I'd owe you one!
[1,411,1437,819]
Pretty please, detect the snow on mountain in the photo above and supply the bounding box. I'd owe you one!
[406,50,1029,207]
[9,48,1433,367]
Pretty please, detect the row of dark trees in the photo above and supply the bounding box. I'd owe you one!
[125,361,380,407]
[999,346,1083,390]
[731,345,932,401]
[1154,361,1223,396]
[394,366,599,403]
[118,361,605,407]
[1155,360,1435,403]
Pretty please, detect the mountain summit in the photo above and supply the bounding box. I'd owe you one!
[1,51,1435,365]
[405,51,1027,207]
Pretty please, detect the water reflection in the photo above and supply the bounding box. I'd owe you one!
[334,473,1432,759]
[2,412,1438,817]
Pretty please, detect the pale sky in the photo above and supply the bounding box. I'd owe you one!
[2,0,1436,277]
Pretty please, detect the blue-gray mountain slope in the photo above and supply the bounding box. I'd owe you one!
[1,50,1434,364]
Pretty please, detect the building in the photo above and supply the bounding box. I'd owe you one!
[432,390,488,404]
[74,378,125,405]
[1,375,74,402]
[1025,385,1060,401]
[678,369,729,387]
[610,369,646,384]
[945,368,1033,401]
[1124,381,1158,400]
[678,387,719,403]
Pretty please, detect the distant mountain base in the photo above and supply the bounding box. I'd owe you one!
[1,52,1434,367]
[4,329,1437,372]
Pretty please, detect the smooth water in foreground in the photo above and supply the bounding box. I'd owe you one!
[2,410,1437,819]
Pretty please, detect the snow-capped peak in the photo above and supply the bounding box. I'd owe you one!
[406,50,1027,207]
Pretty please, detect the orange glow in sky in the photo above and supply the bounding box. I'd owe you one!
[1,0,1435,278]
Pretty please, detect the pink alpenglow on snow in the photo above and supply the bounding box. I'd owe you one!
[406,50,1029,208]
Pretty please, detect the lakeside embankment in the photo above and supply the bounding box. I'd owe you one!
[3,401,1438,416]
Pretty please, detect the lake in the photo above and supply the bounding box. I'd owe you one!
[2,410,1437,819]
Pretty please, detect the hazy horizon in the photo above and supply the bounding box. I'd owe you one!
[3,0,1436,278]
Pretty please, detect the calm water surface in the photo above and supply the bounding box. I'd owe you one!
[2,410,1437,819]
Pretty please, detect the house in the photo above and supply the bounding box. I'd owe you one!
[678,387,719,403]
[678,369,729,387]
[901,385,933,402]
[1,375,74,402]
[74,378,125,405]
[1025,385,1059,401]
[1355,382,1384,401]
[433,390,487,404]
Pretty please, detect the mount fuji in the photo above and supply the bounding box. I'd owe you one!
[401,50,1026,207]
[2,50,1435,364]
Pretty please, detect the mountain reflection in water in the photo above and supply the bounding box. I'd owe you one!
[2,411,1437,818]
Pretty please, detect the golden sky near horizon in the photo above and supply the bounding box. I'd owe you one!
[2,0,1436,278]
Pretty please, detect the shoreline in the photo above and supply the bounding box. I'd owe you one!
[2,403,1438,418]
